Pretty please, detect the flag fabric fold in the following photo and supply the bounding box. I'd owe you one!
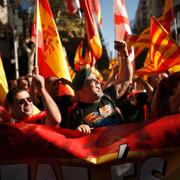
[125,29,150,50]
[91,0,102,27]
[80,0,102,60]
[125,0,174,52]
[31,0,74,95]
[65,0,80,15]
[135,16,180,76]
[74,41,85,71]
[114,0,130,40]
[114,0,134,61]
[162,0,174,32]
[0,114,179,166]
[0,55,8,104]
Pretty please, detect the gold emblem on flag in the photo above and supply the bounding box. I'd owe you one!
[42,23,59,56]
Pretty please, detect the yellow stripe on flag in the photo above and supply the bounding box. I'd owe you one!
[32,0,74,96]
[0,55,8,104]
[135,16,180,76]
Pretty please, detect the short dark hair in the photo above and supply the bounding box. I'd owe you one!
[6,88,27,105]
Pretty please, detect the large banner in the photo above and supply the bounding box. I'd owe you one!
[0,114,180,180]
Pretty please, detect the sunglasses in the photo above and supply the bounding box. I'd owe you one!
[15,97,32,105]
[85,78,100,85]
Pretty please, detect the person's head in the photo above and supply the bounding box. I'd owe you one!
[158,71,180,98]
[147,72,168,89]
[155,71,180,117]
[6,88,33,120]
[17,76,30,91]
[45,76,59,97]
[72,67,103,103]
[9,79,17,89]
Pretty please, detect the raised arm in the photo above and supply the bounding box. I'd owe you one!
[32,68,61,126]
[113,40,133,98]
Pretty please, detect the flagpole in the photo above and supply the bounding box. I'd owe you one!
[34,0,39,68]
[173,17,178,43]
[114,0,118,60]
[170,0,178,43]
[78,8,82,19]
[13,29,19,79]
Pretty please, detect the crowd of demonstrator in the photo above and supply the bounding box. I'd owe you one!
[0,40,179,134]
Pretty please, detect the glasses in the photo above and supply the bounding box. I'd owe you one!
[85,78,100,85]
[15,97,32,105]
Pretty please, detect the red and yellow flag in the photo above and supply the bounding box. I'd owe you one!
[124,30,149,61]
[65,0,80,15]
[125,0,174,53]
[162,0,174,32]
[80,0,102,60]
[74,41,85,71]
[0,114,179,167]
[91,0,102,27]
[114,0,134,61]
[74,40,97,71]
[135,16,180,76]
[0,55,8,104]
[32,0,74,95]
[125,28,149,50]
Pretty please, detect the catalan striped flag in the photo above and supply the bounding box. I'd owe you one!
[125,28,150,49]
[135,16,180,76]
[124,30,149,61]
[0,55,8,104]
[80,0,102,60]
[125,0,174,54]
[32,0,74,95]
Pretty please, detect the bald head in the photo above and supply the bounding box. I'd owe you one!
[45,76,59,97]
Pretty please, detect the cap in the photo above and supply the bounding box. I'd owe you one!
[72,67,91,91]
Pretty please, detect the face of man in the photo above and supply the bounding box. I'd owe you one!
[11,90,33,120]
[77,73,103,103]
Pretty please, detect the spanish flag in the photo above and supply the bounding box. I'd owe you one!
[135,16,180,76]
[32,0,74,95]
[80,0,102,60]
[0,55,8,104]
[74,41,84,71]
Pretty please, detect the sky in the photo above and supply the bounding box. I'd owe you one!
[100,0,140,57]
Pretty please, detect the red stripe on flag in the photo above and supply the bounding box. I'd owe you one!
[39,0,53,17]
[114,14,130,25]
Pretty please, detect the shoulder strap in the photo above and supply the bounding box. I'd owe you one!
[103,94,124,122]
[68,102,84,129]
[103,94,116,109]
